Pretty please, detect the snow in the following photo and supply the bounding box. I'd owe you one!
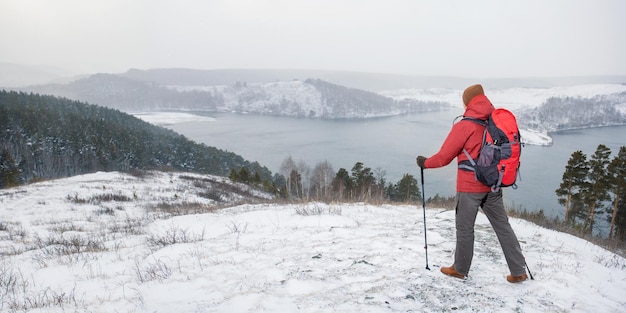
[1,171,625,312]
[520,128,553,146]
[170,81,325,117]
[380,84,626,111]
[134,112,216,125]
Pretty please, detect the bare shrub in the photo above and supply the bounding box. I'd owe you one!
[294,203,342,216]
[294,204,324,216]
[198,189,223,201]
[1,263,85,311]
[50,223,85,233]
[134,258,173,283]
[227,221,248,250]
[96,207,116,216]
[146,225,206,249]
[0,221,9,231]
[66,193,88,204]
[106,216,147,236]
[180,174,269,202]
[92,193,132,202]
[150,201,218,216]
[6,224,27,241]
[36,233,106,256]
[227,221,248,234]
[0,263,27,299]
[7,286,82,311]
[595,253,626,270]
[66,192,132,205]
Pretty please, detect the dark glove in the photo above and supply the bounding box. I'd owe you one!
[416,156,427,169]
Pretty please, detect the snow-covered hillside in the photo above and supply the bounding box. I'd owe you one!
[382,84,626,146]
[169,79,449,119]
[380,84,626,111]
[1,171,625,312]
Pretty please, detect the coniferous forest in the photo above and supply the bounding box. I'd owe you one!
[0,90,423,204]
[0,90,273,187]
[556,144,626,241]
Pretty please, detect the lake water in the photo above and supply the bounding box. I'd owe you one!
[166,111,626,222]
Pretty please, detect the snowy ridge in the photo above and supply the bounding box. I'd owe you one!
[382,84,626,146]
[169,79,448,119]
[380,84,626,110]
[1,171,625,312]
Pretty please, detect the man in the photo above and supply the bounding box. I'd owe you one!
[416,84,528,283]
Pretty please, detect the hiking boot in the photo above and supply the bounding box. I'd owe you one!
[506,274,528,283]
[440,266,466,279]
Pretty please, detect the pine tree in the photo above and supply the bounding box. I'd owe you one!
[238,167,251,184]
[396,174,421,202]
[615,198,626,241]
[583,144,612,235]
[608,146,626,240]
[228,168,240,182]
[0,149,21,188]
[332,168,352,201]
[555,150,589,225]
[351,162,375,201]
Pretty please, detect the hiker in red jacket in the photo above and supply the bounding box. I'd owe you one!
[416,84,528,283]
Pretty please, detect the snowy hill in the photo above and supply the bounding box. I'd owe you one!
[382,84,626,145]
[380,84,626,112]
[1,171,625,312]
[20,74,449,119]
[18,70,626,137]
[172,79,449,118]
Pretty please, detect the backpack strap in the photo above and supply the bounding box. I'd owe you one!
[458,117,488,172]
[459,148,476,171]
[461,116,488,127]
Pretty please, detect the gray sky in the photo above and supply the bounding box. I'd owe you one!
[1,0,624,78]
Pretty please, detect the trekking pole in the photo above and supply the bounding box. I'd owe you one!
[525,260,535,280]
[421,167,430,270]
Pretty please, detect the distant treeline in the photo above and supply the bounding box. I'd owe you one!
[519,93,626,132]
[0,90,273,188]
[230,156,432,205]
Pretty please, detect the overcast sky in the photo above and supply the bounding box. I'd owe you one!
[1,0,624,78]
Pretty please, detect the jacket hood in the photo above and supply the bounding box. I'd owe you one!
[463,94,494,120]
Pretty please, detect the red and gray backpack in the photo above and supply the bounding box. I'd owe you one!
[458,108,522,192]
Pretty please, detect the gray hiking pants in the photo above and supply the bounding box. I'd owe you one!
[453,191,527,277]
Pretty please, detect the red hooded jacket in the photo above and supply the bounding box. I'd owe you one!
[423,94,494,193]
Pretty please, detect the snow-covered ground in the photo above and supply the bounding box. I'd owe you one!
[520,128,553,146]
[1,171,625,312]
